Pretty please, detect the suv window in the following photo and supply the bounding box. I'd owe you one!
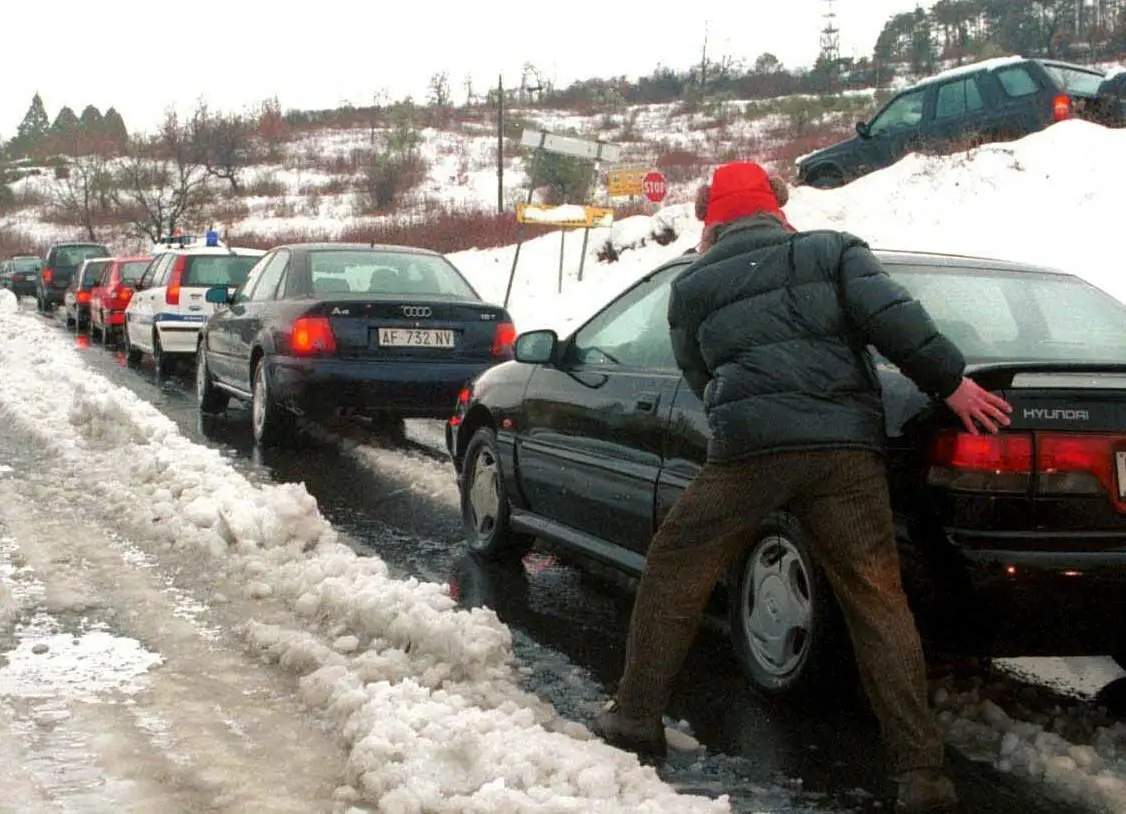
[996,66,1039,97]
[1041,64,1105,96]
[50,244,108,268]
[570,271,677,369]
[934,77,985,119]
[869,89,927,136]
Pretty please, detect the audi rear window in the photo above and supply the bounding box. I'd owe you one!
[183,255,259,287]
[12,258,40,271]
[885,264,1126,364]
[309,250,478,299]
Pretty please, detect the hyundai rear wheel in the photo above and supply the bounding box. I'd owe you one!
[729,514,850,700]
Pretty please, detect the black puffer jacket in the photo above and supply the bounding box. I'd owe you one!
[668,216,966,463]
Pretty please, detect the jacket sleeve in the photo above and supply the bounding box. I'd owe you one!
[837,238,966,399]
[667,279,711,400]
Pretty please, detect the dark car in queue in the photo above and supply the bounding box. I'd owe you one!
[446,249,1126,699]
[196,243,517,446]
[4,255,42,297]
[63,257,112,330]
[37,241,110,313]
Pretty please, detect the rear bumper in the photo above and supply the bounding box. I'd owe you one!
[8,280,35,296]
[933,531,1126,657]
[41,287,67,305]
[268,355,491,419]
[155,315,207,355]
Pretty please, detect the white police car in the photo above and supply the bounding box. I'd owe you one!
[123,231,265,376]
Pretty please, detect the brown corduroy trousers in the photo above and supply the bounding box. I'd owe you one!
[614,448,944,774]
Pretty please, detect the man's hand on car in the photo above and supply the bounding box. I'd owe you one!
[944,377,1013,434]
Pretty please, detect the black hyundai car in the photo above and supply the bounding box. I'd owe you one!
[446,249,1126,698]
[196,243,517,446]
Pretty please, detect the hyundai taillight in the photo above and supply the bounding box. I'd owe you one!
[43,268,53,284]
[928,429,1126,506]
[491,321,517,357]
[1053,94,1072,121]
[290,316,336,354]
[165,256,187,305]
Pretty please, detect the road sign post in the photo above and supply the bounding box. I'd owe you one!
[504,129,622,309]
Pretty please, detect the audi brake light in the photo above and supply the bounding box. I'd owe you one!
[1053,94,1072,121]
[291,316,336,354]
[165,256,187,306]
[76,291,91,304]
[491,321,517,357]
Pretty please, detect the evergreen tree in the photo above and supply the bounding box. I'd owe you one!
[102,107,129,154]
[79,105,104,133]
[50,106,79,134]
[11,93,50,157]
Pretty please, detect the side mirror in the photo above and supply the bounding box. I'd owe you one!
[514,329,558,364]
[855,120,871,138]
[204,285,232,305]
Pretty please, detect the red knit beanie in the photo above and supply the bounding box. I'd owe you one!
[703,162,784,228]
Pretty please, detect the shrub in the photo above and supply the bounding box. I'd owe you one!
[657,150,705,184]
[0,226,50,257]
[243,174,288,198]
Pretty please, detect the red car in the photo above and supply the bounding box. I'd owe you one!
[89,256,153,343]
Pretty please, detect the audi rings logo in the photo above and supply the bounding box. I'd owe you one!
[401,305,432,318]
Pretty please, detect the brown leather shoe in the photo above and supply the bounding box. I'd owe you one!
[896,768,959,813]
[592,700,668,762]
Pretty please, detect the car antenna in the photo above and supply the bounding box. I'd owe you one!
[370,239,375,248]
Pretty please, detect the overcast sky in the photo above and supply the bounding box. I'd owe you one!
[1,0,933,137]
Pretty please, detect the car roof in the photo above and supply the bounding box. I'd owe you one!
[657,247,1072,278]
[910,56,1106,91]
[155,246,265,256]
[871,248,1070,276]
[274,242,443,257]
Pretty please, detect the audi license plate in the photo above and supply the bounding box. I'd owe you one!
[376,328,455,348]
[1117,451,1126,500]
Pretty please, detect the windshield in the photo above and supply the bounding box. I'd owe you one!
[1042,64,1105,97]
[53,245,108,268]
[885,263,1126,364]
[183,255,260,287]
[12,258,40,272]
[309,250,478,299]
[121,260,150,283]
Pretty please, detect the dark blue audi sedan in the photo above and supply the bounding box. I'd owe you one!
[195,243,516,446]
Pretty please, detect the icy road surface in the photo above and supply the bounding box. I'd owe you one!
[0,466,353,812]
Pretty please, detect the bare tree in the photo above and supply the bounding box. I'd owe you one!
[116,110,209,240]
[428,72,452,108]
[189,100,252,193]
[50,154,112,241]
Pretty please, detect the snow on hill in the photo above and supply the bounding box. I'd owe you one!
[446,119,1126,338]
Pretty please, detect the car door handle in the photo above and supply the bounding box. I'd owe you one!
[635,391,660,412]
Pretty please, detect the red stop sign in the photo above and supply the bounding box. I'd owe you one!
[642,171,668,203]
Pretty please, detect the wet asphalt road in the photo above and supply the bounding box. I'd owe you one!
[13,309,1103,814]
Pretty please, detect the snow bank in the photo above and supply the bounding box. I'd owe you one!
[0,312,727,813]
[789,120,1126,304]
[0,290,17,315]
[451,204,698,336]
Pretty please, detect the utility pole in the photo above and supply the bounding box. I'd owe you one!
[497,73,504,214]
[820,0,841,94]
[700,21,710,97]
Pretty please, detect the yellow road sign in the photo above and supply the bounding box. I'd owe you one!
[607,166,649,197]
[516,204,614,228]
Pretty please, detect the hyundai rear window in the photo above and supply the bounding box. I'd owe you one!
[885,264,1126,364]
[309,250,478,298]
[121,261,150,283]
[183,256,259,287]
[1042,64,1105,97]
